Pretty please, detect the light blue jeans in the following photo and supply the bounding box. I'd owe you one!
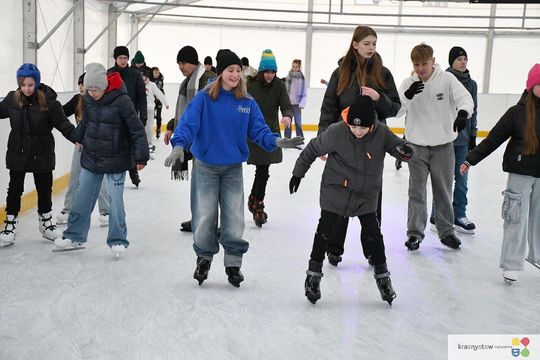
[63,168,128,247]
[191,160,248,267]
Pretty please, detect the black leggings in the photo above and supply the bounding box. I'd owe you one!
[6,170,53,215]
[155,102,162,133]
[311,209,386,266]
[250,165,270,201]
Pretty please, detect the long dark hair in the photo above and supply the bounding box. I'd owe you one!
[337,25,385,96]
[523,90,538,155]
[15,78,47,111]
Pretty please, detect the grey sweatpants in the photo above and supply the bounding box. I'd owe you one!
[500,173,540,271]
[407,142,455,240]
[62,147,109,215]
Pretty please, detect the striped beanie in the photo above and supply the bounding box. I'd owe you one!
[258,49,277,72]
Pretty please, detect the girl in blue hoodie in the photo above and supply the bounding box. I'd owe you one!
[165,50,303,288]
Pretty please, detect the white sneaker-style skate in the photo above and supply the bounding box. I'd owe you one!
[56,211,69,225]
[52,237,85,252]
[0,215,17,248]
[39,212,62,241]
[98,214,109,227]
[111,244,126,259]
[503,270,518,284]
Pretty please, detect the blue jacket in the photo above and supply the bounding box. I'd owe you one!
[171,88,278,166]
[446,67,478,145]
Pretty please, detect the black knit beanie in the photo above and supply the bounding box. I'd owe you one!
[216,50,242,75]
[176,46,198,65]
[448,46,467,67]
[347,96,376,127]
[204,56,213,65]
[113,46,129,59]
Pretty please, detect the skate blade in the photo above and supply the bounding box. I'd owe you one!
[0,242,15,248]
[504,278,516,285]
[42,236,55,242]
[99,224,109,228]
[455,227,475,235]
[526,258,540,270]
[52,246,85,252]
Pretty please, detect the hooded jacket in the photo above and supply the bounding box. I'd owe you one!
[0,84,75,172]
[76,72,149,173]
[446,67,478,145]
[108,64,147,124]
[398,64,474,146]
[466,91,540,178]
[293,119,406,217]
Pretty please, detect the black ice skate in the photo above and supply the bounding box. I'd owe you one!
[247,195,257,214]
[194,257,212,285]
[253,201,268,228]
[440,234,461,249]
[326,252,342,266]
[374,263,396,306]
[305,260,323,304]
[404,236,421,251]
[180,219,192,232]
[225,267,244,288]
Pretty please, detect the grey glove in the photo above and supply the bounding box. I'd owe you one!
[164,146,184,167]
[276,136,304,150]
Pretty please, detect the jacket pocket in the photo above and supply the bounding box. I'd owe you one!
[501,189,522,223]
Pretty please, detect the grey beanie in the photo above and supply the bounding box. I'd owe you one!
[84,63,108,91]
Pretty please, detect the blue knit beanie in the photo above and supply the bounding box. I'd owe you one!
[258,49,277,72]
[16,63,41,90]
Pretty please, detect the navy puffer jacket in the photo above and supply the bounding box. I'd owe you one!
[75,72,149,173]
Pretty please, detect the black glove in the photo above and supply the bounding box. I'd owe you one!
[289,175,301,194]
[453,110,468,133]
[397,143,413,161]
[468,136,476,152]
[404,81,424,100]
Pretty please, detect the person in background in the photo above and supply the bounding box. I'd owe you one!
[150,67,165,139]
[285,59,307,139]
[241,57,258,80]
[164,50,303,288]
[204,56,217,73]
[460,63,540,284]
[131,50,152,74]
[0,63,75,247]
[141,70,169,158]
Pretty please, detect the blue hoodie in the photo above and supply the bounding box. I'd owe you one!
[171,88,278,165]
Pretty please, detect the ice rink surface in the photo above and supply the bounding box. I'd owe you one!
[1,132,539,360]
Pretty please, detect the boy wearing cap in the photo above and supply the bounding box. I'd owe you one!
[289,95,413,305]
[53,63,149,257]
[398,43,474,252]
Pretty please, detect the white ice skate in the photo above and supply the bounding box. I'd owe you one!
[39,212,62,241]
[52,237,85,252]
[56,211,69,225]
[98,214,109,228]
[0,215,17,248]
[111,244,126,259]
[503,270,518,285]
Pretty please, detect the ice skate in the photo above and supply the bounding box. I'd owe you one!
[253,201,268,228]
[194,257,211,285]
[225,267,244,288]
[454,217,475,235]
[38,212,61,241]
[429,215,437,232]
[440,234,461,249]
[99,214,109,227]
[180,219,192,232]
[56,211,69,225]
[374,263,396,305]
[52,237,85,252]
[326,252,342,266]
[247,195,257,214]
[395,158,402,170]
[503,270,517,284]
[526,258,540,270]
[305,260,323,304]
[0,215,17,248]
[404,236,421,251]
[111,244,126,259]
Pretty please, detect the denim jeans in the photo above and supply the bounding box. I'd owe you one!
[284,105,304,138]
[191,160,248,267]
[63,168,128,247]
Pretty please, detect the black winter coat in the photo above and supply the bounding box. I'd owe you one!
[466,91,540,178]
[318,62,400,134]
[108,65,147,124]
[0,84,75,172]
[76,84,149,174]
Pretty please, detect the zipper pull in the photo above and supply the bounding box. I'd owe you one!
[366,152,372,160]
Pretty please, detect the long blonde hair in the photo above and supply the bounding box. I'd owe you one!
[15,77,47,111]
[208,74,248,100]
[337,25,385,95]
[523,90,538,155]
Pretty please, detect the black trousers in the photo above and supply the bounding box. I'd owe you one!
[6,170,53,215]
[310,209,386,266]
[327,190,382,258]
[155,102,162,135]
[250,165,270,201]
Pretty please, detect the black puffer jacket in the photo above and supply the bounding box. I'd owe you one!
[108,64,147,124]
[318,58,400,134]
[466,91,540,178]
[76,72,149,174]
[0,84,75,172]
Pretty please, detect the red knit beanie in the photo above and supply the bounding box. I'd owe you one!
[526,63,540,92]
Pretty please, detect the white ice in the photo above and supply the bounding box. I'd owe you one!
[1,132,539,360]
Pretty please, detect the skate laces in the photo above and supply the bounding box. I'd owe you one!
[2,220,16,234]
[40,214,57,231]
